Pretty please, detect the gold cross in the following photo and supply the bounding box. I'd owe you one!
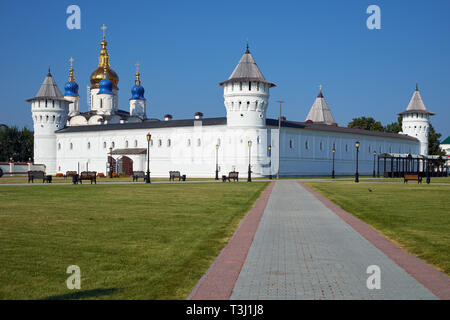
[101,24,107,39]
[69,57,74,67]
[319,84,323,91]
[136,62,140,73]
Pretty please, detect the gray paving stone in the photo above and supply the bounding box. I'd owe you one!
[230,181,437,300]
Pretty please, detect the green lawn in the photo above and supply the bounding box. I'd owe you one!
[0,182,268,299]
[304,181,450,275]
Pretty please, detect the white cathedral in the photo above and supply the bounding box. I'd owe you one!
[27,27,434,177]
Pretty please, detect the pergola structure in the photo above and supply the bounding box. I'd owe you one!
[377,153,447,178]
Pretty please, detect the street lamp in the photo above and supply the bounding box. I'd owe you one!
[355,141,360,183]
[146,133,151,183]
[268,145,272,179]
[248,140,252,182]
[332,143,336,179]
[215,144,219,180]
[109,147,113,178]
[276,100,284,179]
[373,151,377,178]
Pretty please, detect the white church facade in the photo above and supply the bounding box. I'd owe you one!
[27,27,433,177]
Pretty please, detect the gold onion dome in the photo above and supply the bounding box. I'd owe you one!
[90,24,119,89]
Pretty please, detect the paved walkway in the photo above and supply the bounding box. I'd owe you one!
[230,181,438,300]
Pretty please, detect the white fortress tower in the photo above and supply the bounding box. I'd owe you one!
[27,70,70,174]
[129,63,147,118]
[220,45,276,127]
[64,57,80,117]
[399,85,434,155]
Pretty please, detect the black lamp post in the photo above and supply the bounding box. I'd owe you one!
[268,145,272,179]
[332,143,336,179]
[247,140,252,182]
[355,141,360,183]
[146,133,151,183]
[215,144,219,180]
[372,151,377,178]
[109,147,113,178]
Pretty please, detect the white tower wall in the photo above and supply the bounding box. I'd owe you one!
[130,99,146,118]
[224,82,270,128]
[65,95,80,117]
[90,88,118,115]
[31,99,69,174]
[401,113,429,155]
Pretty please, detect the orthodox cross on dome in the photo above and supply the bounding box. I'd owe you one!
[135,62,141,85]
[68,57,75,82]
[101,24,107,40]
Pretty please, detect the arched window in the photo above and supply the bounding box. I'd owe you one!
[305,141,308,150]
[320,141,323,151]
[158,139,162,147]
[345,144,348,152]
[248,82,252,91]
[197,138,201,146]
[111,142,115,148]
[239,82,242,91]
[125,141,129,148]
[257,82,260,91]
[134,140,138,147]
[70,143,73,150]
[290,140,293,149]
[103,142,106,148]
[87,142,91,149]
[187,139,191,146]
[100,99,103,108]
[167,139,171,147]
[52,115,55,122]
[45,100,48,108]
[58,143,61,150]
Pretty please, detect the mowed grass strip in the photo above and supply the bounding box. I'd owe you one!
[0,182,268,299]
[304,182,450,275]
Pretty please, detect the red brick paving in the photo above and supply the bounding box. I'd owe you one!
[187,181,275,300]
[299,181,450,300]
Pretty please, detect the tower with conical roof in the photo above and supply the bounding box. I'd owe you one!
[26,69,70,174]
[219,45,276,127]
[129,62,146,119]
[64,57,80,117]
[399,85,434,155]
[305,85,335,125]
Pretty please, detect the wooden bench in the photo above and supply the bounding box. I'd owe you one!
[169,171,181,181]
[28,170,46,183]
[65,171,78,179]
[404,174,422,184]
[223,171,239,182]
[79,171,97,184]
[133,171,146,182]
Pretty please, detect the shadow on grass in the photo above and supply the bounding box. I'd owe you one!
[44,288,122,300]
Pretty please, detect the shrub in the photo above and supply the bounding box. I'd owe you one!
[97,172,105,178]
[55,173,64,177]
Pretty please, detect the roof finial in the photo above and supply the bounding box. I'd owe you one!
[101,24,107,41]
[135,62,141,86]
[317,84,324,98]
[416,83,419,91]
[245,39,250,53]
[68,57,75,82]
[47,67,51,76]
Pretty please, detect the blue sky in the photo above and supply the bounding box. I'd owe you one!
[0,0,449,139]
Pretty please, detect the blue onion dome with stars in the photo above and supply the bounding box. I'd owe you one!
[64,58,79,96]
[130,63,145,100]
[98,68,113,94]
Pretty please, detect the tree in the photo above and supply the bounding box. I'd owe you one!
[0,126,34,162]
[428,123,446,156]
[347,117,384,132]
[384,116,403,134]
